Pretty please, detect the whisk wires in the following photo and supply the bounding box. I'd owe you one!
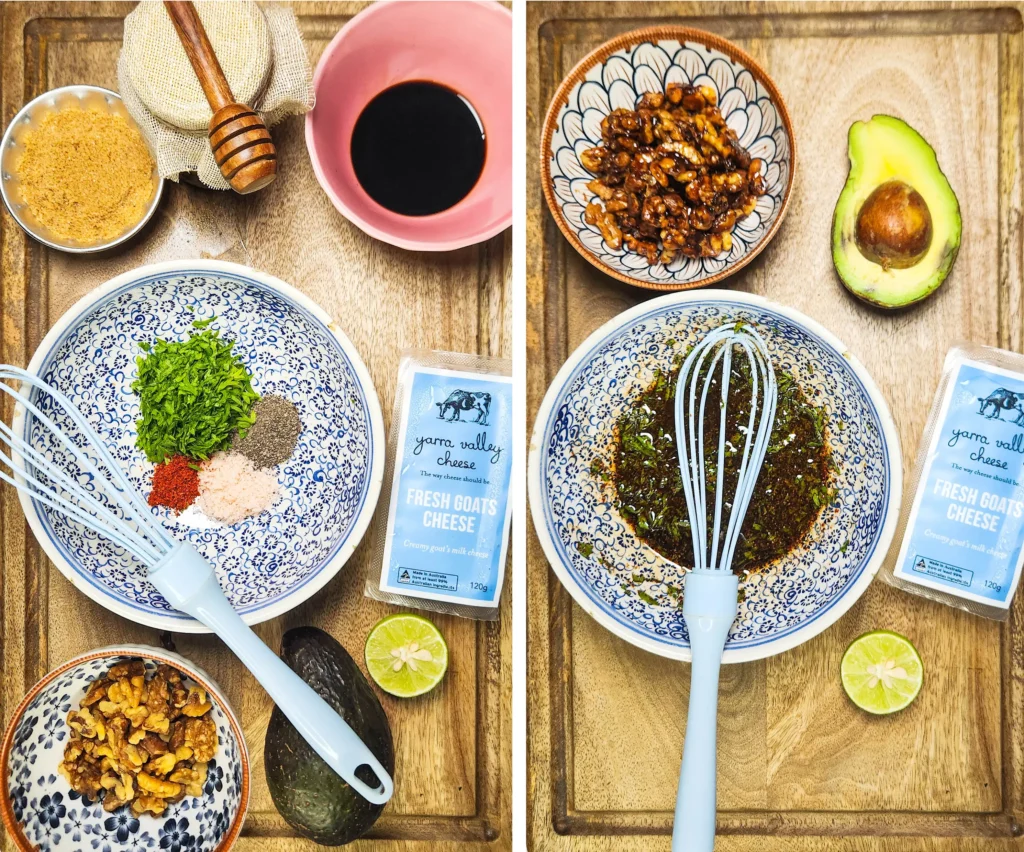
[0,366,176,565]
[674,325,777,574]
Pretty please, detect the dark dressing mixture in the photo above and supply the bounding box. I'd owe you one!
[350,81,486,216]
[603,352,836,577]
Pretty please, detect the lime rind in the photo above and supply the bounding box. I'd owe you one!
[365,613,449,698]
[841,630,923,715]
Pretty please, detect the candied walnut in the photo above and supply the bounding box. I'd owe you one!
[183,717,217,763]
[579,147,605,173]
[576,81,766,265]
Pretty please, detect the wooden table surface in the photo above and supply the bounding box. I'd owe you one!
[0,3,511,850]
[527,2,1024,850]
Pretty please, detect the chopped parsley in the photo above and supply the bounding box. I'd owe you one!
[132,319,259,463]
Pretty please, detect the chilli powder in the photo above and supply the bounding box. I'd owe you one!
[149,455,200,512]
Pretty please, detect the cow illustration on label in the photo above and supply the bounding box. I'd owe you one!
[978,387,1024,425]
[436,389,491,425]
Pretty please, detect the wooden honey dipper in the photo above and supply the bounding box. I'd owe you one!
[163,0,277,194]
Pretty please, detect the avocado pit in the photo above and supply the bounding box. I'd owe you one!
[854,179,933,270]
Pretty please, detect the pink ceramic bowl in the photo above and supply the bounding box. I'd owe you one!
[306,0,511,251]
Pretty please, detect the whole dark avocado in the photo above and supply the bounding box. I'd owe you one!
[265,626,394,845]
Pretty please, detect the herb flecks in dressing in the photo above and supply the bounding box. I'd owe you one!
[610,352,836,577]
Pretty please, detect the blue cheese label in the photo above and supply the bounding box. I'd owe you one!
[379,366,512,607]
[894,358,1024,608]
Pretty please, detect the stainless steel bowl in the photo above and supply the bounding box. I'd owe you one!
[0,85,163,253]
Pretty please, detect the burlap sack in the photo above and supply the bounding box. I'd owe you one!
[118,0,314,190]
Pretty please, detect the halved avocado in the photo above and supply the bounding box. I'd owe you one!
[832,115,961,308]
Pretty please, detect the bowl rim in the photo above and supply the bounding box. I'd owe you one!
[304,0,513,252]
[15,258,386,633]
[539,25,797,292]
[0,84,165,254]
[528,289,903,663]
[0,644,251,852]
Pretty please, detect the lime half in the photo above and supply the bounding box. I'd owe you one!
[841,630,923,715]
[365,613,449,698]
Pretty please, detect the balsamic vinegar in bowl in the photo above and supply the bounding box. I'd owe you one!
[350,80,486,217]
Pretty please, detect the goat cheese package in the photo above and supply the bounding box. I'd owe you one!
[366,350,512,620]
[884,343,1024,620]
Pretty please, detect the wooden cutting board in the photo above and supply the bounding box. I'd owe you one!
[527,2,1024,850]
[0,3,510,850]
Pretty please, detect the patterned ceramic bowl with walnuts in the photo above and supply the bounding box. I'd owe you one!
[0,646,248,852]
[541,27,795,291]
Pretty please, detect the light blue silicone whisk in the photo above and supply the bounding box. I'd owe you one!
[0,366,393,806]
[671,325,777,851]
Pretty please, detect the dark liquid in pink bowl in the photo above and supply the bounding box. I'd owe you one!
[351,80,486,217]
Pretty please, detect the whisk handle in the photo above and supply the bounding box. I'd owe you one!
[149,544,394,805]
[672,571,738,852]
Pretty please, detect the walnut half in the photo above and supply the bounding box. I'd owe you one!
[58,661,219,816]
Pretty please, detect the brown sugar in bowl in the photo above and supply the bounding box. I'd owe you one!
[0,85,163,253]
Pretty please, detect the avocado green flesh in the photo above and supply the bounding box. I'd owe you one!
[832,115,961,308]
[264,627,395,846]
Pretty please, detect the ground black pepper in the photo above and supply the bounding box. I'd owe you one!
[233,395,301,468]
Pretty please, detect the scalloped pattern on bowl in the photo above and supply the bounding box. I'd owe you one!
[530,293,901,662]
[546,34,792,289]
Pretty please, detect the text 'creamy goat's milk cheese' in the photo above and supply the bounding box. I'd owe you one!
[884,344,1024,620]
[366,350,512,620]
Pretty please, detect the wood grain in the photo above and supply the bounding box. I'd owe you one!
[527,2,1024,850]
[0,3,510,850]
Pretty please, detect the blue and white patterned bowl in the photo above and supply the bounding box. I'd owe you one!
[1,646,248,852]
[529,291,902,663]
[15,260,385,632]
[541,27,795,291]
